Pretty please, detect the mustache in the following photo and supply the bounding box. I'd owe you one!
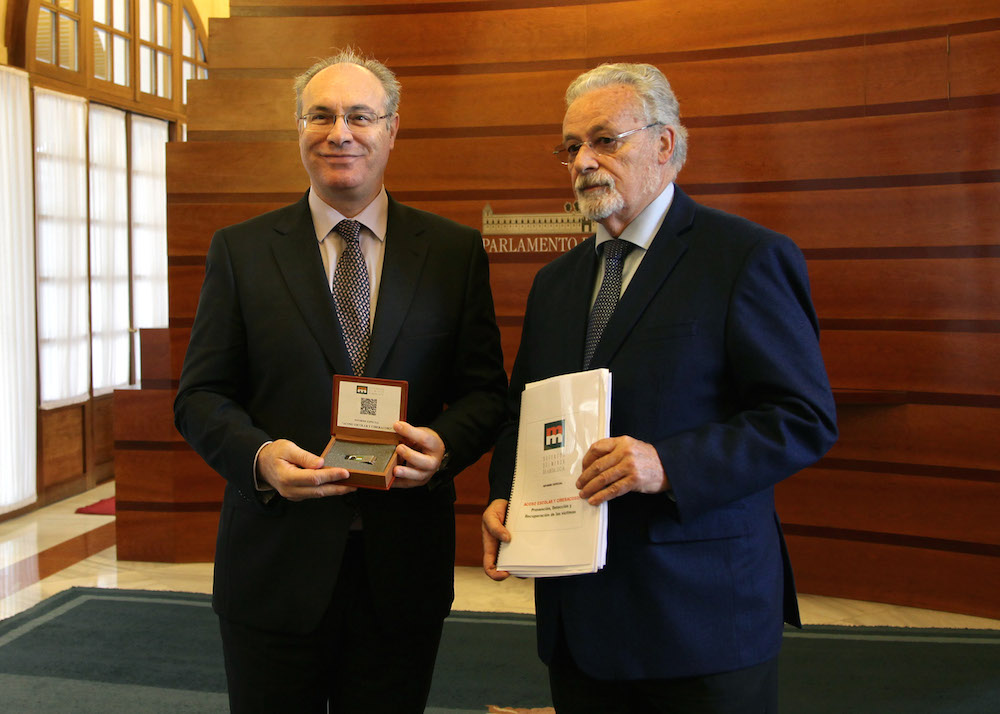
[574,172,615,192]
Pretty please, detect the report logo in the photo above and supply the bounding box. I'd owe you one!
[544,420,564,450]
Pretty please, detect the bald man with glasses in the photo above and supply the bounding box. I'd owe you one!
[175,49,507,713]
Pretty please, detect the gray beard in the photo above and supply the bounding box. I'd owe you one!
[574,165,665,222]
[574,180,625,221]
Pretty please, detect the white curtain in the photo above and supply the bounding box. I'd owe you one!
[129,114,169,383]
[0,67,38,513]
[89,104,131,395]
[35,88,90,408]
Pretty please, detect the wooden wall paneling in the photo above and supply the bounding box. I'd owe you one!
[809,258,1000,320]
[229,0,521,14]
[115,511,219,562]
[113,389,184,443]
[586,0,1000,57]
[208,7,585,72]
[186,78,298,135]
[397,71,575,133]
[863,37,948,107]
[166,137,566,198]
[821,331,1000,395]
[455,514,483,568]
[499,324,524,375]
[169,107,1000,199]
[169,328,193,381]
[90,395,115,467]
[663,33,964,121]
[138,328,174,384]
[777,466,1000,545]
[168,264,206,321]
[827,404,1000,471]
[682,106,1000,186]
[115,449,223,503]
[166,142,302,195]
[130,325,194,383]
[661,47,865,120]
[187,71,577,138]
[168,202,290,256]
[454,454,492,566]
[696,184,1000,250]
[38,406,85,491]
[402,185,1000,251]
[784,534,1000,619]
[113,387,221,562]
[950,29,1000,97]
[188,31,999,142]
[489,260,550,318]
[191,46,871,138]
[453,453,492,505]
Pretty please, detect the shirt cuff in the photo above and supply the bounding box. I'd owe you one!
[253,441,276,502]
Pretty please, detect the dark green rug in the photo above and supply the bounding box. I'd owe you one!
[0,587,997,712]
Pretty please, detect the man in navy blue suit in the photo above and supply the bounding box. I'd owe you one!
[482,63,838,713]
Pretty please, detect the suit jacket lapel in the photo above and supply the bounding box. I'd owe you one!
[270,193,353,374]
[365,196,429,376]
[589,186,696,368]
[562,238,601,372]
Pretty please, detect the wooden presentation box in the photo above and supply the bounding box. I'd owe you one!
[322,375,408,490]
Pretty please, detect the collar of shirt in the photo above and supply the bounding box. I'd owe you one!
[308,187,388,325]
[308,186,389,244]
[589,183,675,307]
[592,182,675,254]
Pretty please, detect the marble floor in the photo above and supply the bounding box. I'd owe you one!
[2,480,998,630]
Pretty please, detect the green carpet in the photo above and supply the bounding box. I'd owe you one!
[0,587,998,712]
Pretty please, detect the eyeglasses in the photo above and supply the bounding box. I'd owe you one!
[553,122,663,166]
[298,111,391,133]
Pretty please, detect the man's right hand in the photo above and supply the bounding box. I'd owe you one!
[482,498,511,581]
[257,439,357,501]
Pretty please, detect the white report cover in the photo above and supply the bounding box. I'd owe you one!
[497,368,610,577]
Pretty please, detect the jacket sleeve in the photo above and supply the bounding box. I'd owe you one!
[174,230,272,507]
[655,235,838,521]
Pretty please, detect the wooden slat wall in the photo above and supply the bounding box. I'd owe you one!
[116,0,1000,617]
[36,394,115,508]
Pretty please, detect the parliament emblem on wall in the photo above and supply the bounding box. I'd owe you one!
[481,203,595,255]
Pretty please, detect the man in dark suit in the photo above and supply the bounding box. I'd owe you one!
[482,63,838,713]
[174,49,507,713]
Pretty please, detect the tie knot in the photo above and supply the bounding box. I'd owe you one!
[334,219,362,244]
[603,238,632,265]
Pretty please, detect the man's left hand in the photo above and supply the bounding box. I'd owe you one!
[576,436,670,505]
[391,421,445,488]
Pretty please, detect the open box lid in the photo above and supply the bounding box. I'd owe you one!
[331,375,408,443]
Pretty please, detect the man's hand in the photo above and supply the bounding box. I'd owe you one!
[576,436,669,505]
[391,421,445,488]
[257,439,356,501]
[482,498,511,581]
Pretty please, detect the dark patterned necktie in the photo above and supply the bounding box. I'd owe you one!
[332,219,370,375]
[583,238,633,369]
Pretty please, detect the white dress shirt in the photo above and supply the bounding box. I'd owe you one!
[310,186,388,329]
[590,182,675,308]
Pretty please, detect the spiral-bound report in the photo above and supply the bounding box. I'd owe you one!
[497,368,611,577]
